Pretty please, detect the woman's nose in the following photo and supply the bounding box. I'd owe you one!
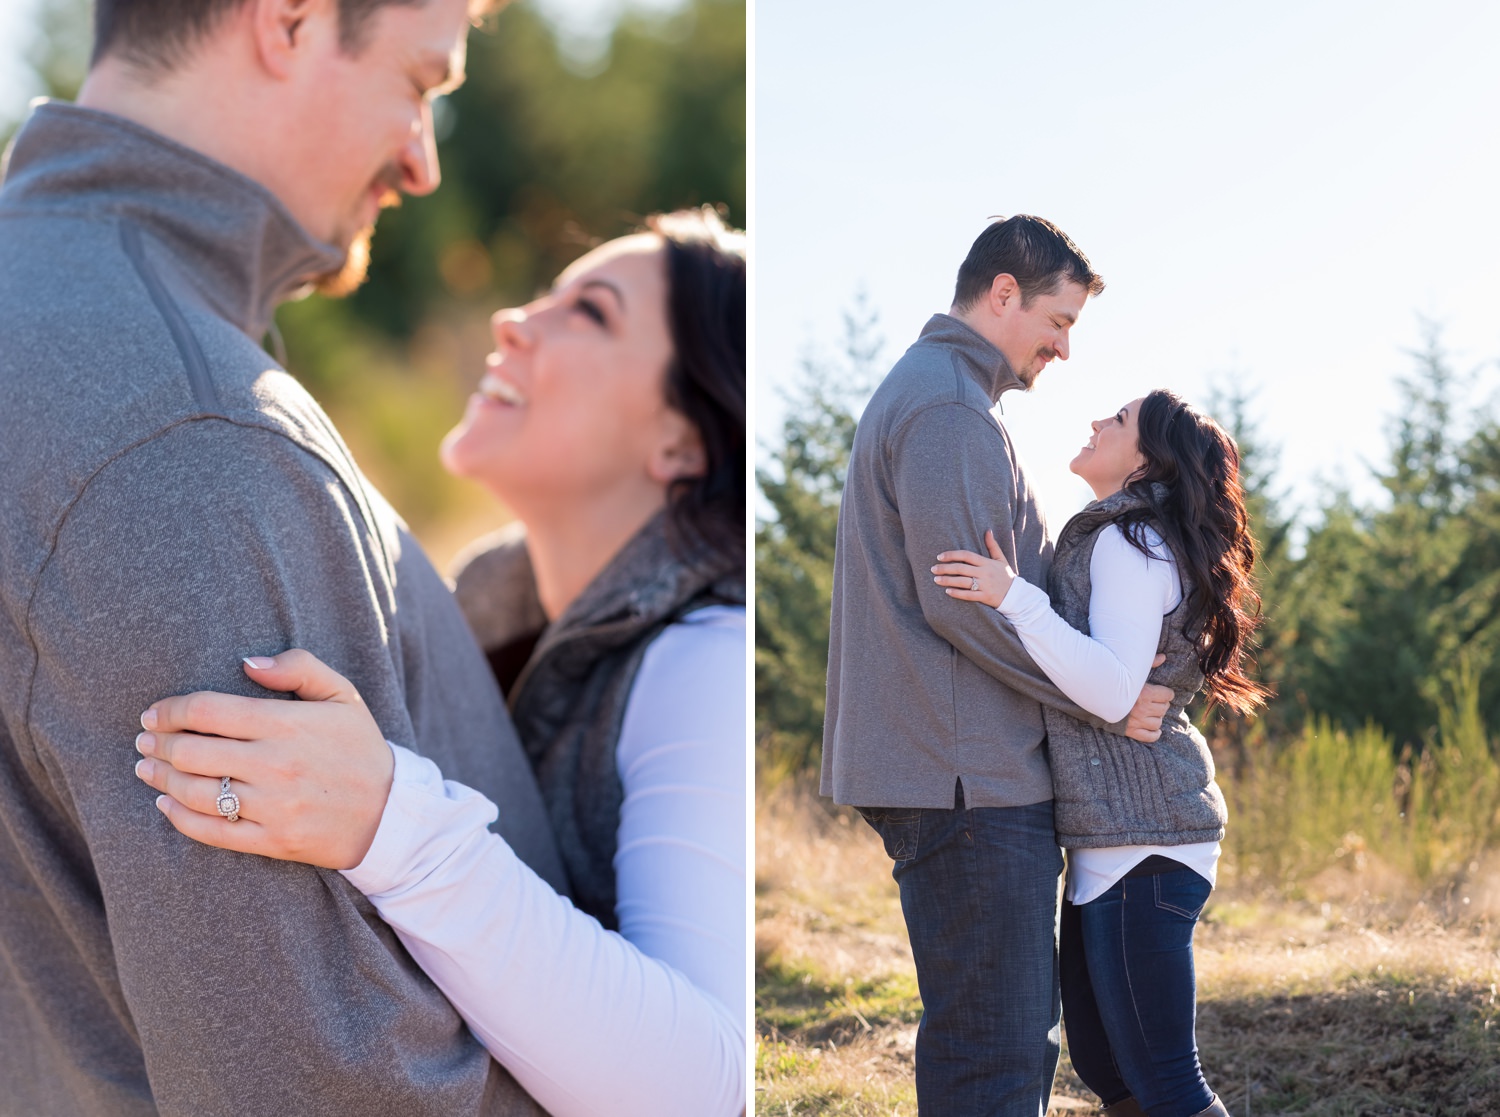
[491,307,530,348]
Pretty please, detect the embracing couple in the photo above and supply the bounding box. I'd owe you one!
[824,216,1264,1117]
[0,0,744,1115]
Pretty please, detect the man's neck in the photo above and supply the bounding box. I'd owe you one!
[949,303,1003,352]
[77,54,282,214]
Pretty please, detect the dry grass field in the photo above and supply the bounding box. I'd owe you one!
[755,782,1500,1117]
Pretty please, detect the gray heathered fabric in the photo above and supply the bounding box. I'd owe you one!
[452,522,549,652]
[0,102,566,1116]
[821,314,1121,811]
[1042,488,1228,848]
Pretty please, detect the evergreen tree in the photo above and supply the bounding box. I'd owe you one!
[754,298,879,778]
[1203,382,1296,766]
[1288,325,1484,747]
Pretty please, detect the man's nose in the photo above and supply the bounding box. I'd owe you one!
[1055,331,1070,361]
[399,102,442,197]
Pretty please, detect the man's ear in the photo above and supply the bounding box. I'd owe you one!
[250,0,327,79]
[987,272,1020,317]
[647,411,708,484]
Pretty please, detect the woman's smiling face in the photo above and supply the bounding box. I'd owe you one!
[441,233,701,510]
[1069,396,1148,499]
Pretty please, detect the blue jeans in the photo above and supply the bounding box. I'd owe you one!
[859,784,1064,1117]
[1059,862,1215,1117]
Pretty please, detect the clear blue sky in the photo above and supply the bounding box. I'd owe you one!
[756,0,1500,525]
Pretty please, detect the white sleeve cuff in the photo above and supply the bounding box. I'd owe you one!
[340,740,498,899]
[996,575,1050,622]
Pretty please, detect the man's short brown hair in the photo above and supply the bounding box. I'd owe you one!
[951,214,1105,312]
[93,0,504,72]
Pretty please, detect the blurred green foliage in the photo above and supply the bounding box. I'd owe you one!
[3,0,744,561]
[342,0,745,343]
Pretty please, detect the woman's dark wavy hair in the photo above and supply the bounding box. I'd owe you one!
[1111,390,1269,715]
[647,208,745,571]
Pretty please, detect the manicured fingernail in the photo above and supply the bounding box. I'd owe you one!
[155,795,170,815]
[139,708,157,730]
[135,757,155,780]
[135,732,155,756]
[243,656,275,670]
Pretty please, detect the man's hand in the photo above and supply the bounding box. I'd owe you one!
[1124,654,1173,742]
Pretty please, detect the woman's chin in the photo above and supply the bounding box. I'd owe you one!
[438,423,472,478]
[439,419,499,482]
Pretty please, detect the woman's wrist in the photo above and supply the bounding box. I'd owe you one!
[342,741,500,897]
[995,575,1046,618]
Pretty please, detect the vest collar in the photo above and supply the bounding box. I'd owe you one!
[1082,481,1169,517]
[1059,482,1173,552]
[463,510,743,702]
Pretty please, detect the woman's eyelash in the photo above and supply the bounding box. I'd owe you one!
[576,298,606,325]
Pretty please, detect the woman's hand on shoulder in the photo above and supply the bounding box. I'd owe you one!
[133,650,395,869]
[932,530,1017,609]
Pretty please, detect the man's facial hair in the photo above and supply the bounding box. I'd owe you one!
[314,227,374,298]
[313,172,403,298]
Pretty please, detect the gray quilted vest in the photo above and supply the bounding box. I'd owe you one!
[1043,487,1228,849]
[454,512,743,927]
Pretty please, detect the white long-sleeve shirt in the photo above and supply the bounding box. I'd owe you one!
[341,605,746,1117]
[998,524,1219,904]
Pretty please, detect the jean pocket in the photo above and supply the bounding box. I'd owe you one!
[856,807,922,862]
[1152,870,1210,920]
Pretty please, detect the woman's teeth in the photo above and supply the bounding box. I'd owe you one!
[479,373,526,405]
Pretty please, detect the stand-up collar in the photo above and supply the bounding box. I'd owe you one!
[916,312,1023,403]
[510,510,745,703]
[0,101,346,340]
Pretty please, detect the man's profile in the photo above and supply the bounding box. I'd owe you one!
[0,0,566,1112]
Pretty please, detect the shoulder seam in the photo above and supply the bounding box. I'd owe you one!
[16,416,381,769]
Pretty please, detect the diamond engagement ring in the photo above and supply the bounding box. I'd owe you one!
[216,776,241,823]
[970,578,979,592]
